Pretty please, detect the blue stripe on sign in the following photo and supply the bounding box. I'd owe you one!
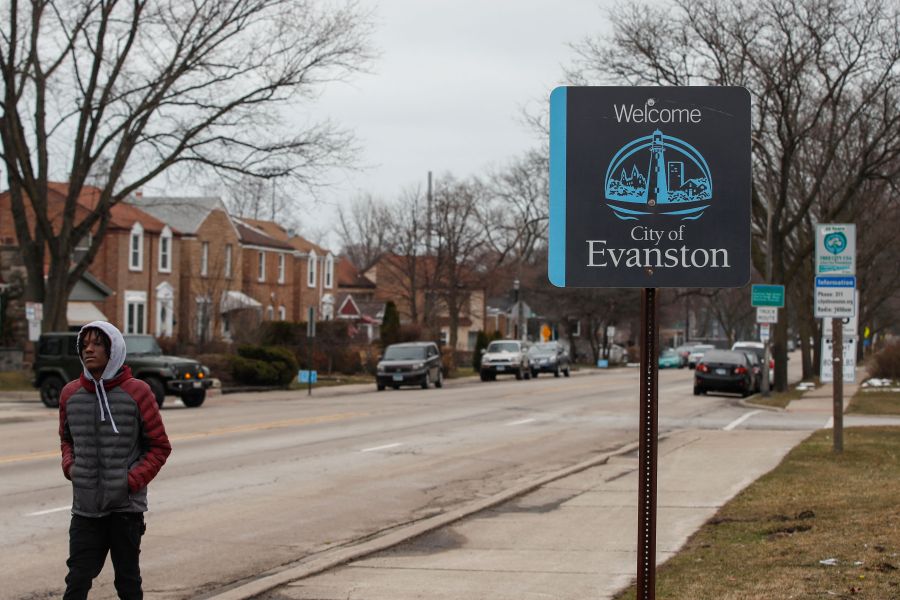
[548,86,567,287]
[815,276,856,287]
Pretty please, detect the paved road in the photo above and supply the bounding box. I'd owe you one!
[0,363,818,599]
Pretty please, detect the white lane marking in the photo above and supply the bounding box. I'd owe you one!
[507,418,537,426]
[723,410,762,431]
[27,505,71,517]
[361,443,403,453]
[824,417,834,429]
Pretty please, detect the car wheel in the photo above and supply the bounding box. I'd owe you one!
[532,370,539,378]
[377,382,385,391]
[181,389,206,408]
[554,366,560,378]
[435,370,443,388]
[524,368,531,380]
[40,375,64,408]
[480,372,489,382]
[515,368,523,380]
[143,377,165,408]
[421,371,430,389]
[391,383,400,390]
[693,386,703,396]
[563,367,570,377]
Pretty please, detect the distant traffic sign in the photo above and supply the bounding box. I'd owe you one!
[815,224,855,276]
[814,276,856,318]
[751,284,785,307]
[756,307,778,323]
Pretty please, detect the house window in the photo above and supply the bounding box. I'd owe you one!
[571,320,581,337]
[258,251,266,282]
[158,226,172,273]
[201,242,209,276]
[124,290,147,334]
[266,305,274,321]
[195,296,212,343]
[324,254,334,289]
[73,232,91,263]
[129,223,144,271]
[277,253,285,284]
[278,305,286,321]
[155,282,174,337]
[224,244,233,278]
[307,251,317,287]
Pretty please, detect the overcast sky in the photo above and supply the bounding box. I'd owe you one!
[289,0,611,245]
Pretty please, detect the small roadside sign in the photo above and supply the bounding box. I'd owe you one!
[820,337,856,383]
[823,292,859,337]
[298,370,318,384]
[814,276,856,318]
[751,284,784,307]
[756,307,778,323]
[759,323,771,342]
[815,224,855,276]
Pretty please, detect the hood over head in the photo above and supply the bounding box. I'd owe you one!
[77,320,127,380]
[76,320,126,435]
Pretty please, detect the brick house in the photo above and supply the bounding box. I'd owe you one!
[0,184,181,338]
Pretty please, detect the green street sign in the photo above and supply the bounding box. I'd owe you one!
[751,284,784,307]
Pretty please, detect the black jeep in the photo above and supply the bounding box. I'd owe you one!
[33,332,212,408]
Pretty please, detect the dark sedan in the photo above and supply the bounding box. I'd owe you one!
[528,342,571,378]
[693,349,755,397]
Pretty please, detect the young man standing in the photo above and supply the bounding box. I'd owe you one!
[59,321,172,599]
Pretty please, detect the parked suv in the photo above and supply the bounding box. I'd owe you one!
[480,340,531,381]
[32,332,212,408]
[528,342,571,378]
[375,342,444,390]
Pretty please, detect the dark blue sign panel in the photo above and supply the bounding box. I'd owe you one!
[548,87,751,288]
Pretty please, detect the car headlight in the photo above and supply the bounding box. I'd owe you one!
[413,362,424,369]
[376,362,385,371]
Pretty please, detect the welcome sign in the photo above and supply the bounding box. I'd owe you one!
[548,87,751,287]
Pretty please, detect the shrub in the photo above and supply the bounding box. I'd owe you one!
[230,356,281,386]
[473,330,489,370]
[871,342,900,379]
[235,345,298,386]
[380,301,401,348]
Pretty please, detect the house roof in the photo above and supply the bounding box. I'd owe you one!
[40,183,170,234]
[130,195,227,235]
[286,232,330,256]
[336,257,375,288]
[241,218,291,242]
[233,220,295,251]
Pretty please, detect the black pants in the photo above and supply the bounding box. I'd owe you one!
[64,512,145,600]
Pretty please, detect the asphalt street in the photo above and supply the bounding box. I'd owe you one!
[0,359,844,599]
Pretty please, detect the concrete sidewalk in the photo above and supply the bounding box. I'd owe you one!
[208,377,880,600]
[249,428,810,600]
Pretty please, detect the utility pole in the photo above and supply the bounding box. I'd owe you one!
[832,317,843,452]
[425,171,433,335]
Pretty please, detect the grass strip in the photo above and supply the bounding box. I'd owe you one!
[748,385,806,409]
[615,427,900,600]
[0,371,31,391]
[848,390,900,415]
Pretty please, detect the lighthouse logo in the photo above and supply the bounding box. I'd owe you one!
[604,129,712,221]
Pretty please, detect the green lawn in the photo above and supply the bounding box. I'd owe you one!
[614,427,900,600]
[848,389,900,415]
[0,371,31,391]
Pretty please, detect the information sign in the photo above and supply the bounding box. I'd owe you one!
[548,87,751,288]
[814,276,856,318]
[759,323,770,342]
[298,370,318,384]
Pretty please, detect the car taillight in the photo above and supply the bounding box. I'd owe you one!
[769,359,775,369]
[198,372,204,379]
[184,372,192,379]
[697,363,709,373]
[734,366,747,375]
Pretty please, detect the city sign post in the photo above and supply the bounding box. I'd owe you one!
[814,224,856,453]
[751,284,784,308]
[549,86,751,600]
[750,284,783,397]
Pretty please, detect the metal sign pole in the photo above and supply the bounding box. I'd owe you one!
[637,288,659,600]
[832,317,843,452]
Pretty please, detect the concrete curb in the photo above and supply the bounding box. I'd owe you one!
[202,439,643,600]
[738,398,785,412]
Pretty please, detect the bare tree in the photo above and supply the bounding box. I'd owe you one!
[336,193,390,270]
[0,0,373,330]
[567,0,900,390]
[432,176,486,350]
